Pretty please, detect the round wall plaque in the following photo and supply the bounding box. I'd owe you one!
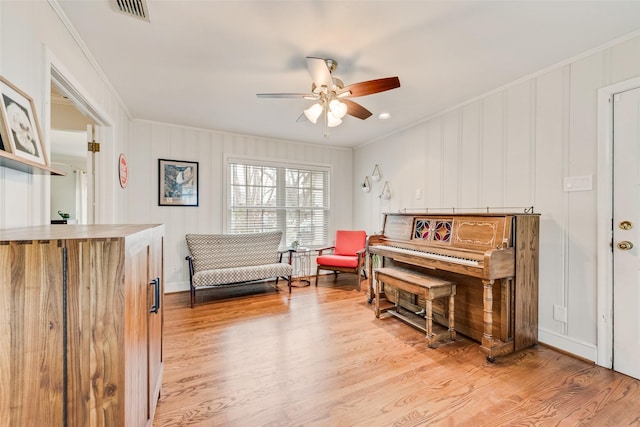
[118,153,128,188]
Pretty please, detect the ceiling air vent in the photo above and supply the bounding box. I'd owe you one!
[110,0,150,22]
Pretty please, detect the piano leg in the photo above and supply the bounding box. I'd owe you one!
[481,279,515,362]
[481,279,495,361]
[367,253,381,304]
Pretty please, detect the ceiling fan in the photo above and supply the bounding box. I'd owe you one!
[257,57,400,128]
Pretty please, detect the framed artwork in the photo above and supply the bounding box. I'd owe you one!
[158,158,199,206]
[0,75,47,165]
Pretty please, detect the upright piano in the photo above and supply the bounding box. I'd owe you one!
[368,211,539,360]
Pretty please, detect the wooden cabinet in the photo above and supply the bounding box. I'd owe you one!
[0,224,164,426]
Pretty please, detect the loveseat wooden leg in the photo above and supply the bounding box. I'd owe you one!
[190,286,195,308]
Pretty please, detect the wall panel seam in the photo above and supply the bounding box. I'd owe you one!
[502,91,507,207]
[478,103,484,206]
[457,109,463,206]
[530,79,537,208]
[561,65,571,335]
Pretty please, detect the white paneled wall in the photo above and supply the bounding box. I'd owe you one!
[0,1,129,227]
[127,120,353,293]
[354,34,640,360]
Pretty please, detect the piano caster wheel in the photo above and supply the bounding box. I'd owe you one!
[367,297,373,304]
[486,356,495,364]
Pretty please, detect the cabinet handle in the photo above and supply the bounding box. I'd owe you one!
[149,278,160,314]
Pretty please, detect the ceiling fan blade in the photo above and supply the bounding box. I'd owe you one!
[256,93,316,99]
[343,99,372,120]
[342,77,400,97]
[306,57,333,91]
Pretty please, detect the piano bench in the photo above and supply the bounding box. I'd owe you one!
[374,267,457,348]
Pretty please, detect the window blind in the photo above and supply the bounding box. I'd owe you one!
[227,160,329,247]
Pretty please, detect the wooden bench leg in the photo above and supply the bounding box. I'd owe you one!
[425,297,435,348]
[374,278,381,318]
[448,293,456,340]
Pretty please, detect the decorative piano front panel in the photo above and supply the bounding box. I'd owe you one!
[368,212,539,361]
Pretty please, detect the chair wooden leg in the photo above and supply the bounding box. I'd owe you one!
[315,266,320,286]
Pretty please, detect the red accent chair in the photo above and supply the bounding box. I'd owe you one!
[315,230,367,289]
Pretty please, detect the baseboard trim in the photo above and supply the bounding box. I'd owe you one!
[538,328,597,362]
[165,281,190,294]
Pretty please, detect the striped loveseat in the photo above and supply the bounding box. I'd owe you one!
[185,231,292,307]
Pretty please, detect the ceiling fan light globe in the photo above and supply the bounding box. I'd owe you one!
[327,111,342,128]
[304,103,323,124]
[329,99,348,119]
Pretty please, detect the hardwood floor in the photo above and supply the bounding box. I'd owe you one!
[153,276,640,426]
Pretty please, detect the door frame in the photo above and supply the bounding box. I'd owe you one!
[596,75,640,369]
[44,48,113,224]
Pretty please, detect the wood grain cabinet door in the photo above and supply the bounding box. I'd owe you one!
[67,237,132,426]
[124,232,152,427]
[0,240,64,426]
[147,226,164,425]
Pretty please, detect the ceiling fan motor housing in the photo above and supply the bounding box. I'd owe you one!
[311,77,344,95]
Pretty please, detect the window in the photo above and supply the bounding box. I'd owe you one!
[227,159,329,247]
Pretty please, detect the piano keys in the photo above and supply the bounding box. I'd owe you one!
[368,212,539,361]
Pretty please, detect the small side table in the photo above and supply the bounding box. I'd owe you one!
[288,247,314,287]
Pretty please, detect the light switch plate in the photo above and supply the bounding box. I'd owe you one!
[553,304,568,323]
[564,175,592,192]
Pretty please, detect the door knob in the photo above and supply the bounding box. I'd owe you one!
[617,241,634,251]
[619,220,633,230]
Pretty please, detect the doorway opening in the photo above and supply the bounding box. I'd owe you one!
[50,84,95,224]
[49,64,109,225]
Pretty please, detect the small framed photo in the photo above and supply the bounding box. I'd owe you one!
[0,75,47,165]
[158,158,199,206]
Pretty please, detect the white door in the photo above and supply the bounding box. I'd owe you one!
[613,86,640,379]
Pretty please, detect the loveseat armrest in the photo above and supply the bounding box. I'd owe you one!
[185,255,195,281]
[277,249,289,263]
